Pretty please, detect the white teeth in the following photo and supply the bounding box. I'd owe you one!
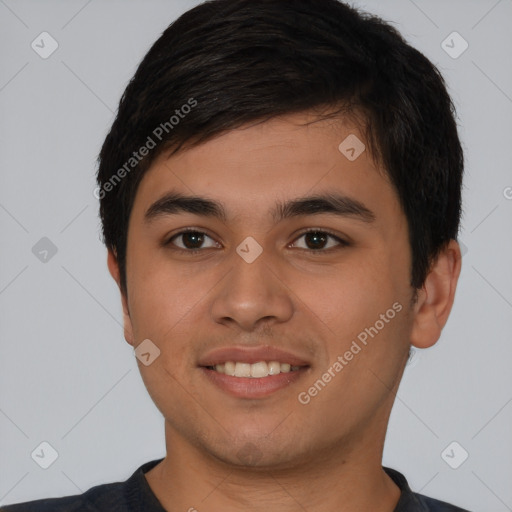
[210,360,303,378]
[224,361,236,376]
[251,361,268,378]
[234,362,252,377]
[268,361,281,375]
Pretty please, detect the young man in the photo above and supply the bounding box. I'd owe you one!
[2,0,470,510]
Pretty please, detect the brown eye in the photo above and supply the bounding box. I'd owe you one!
[291,230,349,251]
[166,230,218,252]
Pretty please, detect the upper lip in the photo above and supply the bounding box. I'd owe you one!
[198,345,310,367]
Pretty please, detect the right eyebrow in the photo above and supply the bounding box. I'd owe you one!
[144,191,228,224]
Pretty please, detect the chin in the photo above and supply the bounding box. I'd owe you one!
[204,434,308,471]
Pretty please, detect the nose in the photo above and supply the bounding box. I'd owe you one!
[210,250,294,333]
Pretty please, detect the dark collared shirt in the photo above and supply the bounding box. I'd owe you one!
[1,458,470,511]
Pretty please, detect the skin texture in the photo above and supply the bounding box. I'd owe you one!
[107,111,462,511]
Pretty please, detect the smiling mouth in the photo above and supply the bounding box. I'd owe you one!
[204,361,306,378]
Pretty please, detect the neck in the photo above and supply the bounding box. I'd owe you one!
[145,421,401,512]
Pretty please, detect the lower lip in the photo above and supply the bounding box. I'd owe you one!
[200,367,309,399]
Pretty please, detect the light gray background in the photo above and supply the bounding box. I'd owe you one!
[1,0,511,510]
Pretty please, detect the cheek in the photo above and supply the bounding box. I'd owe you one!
[125,244,197,336]
[293,255,410,376]
[292,258,399,339]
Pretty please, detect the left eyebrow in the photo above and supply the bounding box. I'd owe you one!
[143,190,376,225]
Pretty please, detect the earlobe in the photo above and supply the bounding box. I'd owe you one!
[107,248,135,347]
[410,240,462,349]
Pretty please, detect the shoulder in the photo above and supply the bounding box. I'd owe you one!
[410,492,471,511]
[1,458,164,512]
[1,480,128,511]
[383,467,471,512]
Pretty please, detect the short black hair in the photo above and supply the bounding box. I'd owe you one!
[96,0,464,297]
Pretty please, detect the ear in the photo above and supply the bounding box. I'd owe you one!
[107,248,135,347]
[410,239,462,349]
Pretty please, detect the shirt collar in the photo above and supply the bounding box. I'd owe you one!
[135,459,425,511]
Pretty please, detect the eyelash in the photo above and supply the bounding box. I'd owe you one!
[164,227,350,255]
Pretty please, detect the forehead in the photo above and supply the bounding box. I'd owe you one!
[130,112,397,224]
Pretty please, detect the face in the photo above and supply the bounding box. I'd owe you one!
[112,112,418,469]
